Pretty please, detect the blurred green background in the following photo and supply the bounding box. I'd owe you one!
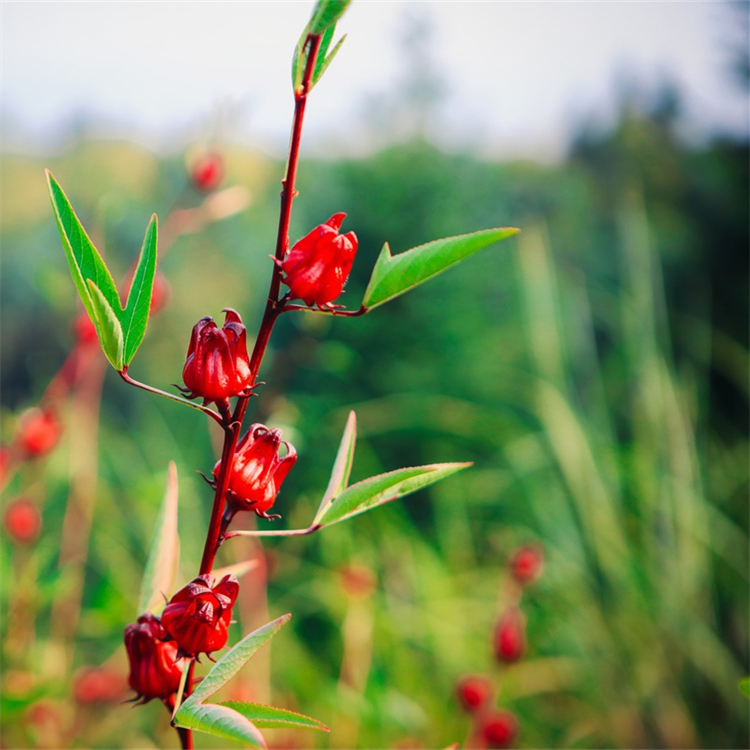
[2,21,749,750]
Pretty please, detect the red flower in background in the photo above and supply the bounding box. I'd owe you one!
[191,153,224,192]
[3,498,41,544]
[493,607,526,663]
[456,674,492,713]
[162,574,239,658]
[479,711,518,749]
[215,424,297,520]
[280,213,358,309]
[123,614,183,702]
[509,545,544,586]
[182,309,252,405]
[17,408,62,458]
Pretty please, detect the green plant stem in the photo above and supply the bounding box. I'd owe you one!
[225,524,321,539]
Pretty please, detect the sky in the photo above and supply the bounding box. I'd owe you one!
[1,1,747,162]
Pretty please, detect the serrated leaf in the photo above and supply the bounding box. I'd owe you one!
[86,280,124,370]
[187,615,291,705]
[313,411,357,525]
[219,702,329,732]
[362,227,520,310]
[308,0,351,34]
[122,215,158,366]
[740,677,750,698]
[318,462,472,527]
[138,462,179,615]
[174,702,266,748]
[47,170,122,323]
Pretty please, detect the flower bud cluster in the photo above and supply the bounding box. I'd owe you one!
[454,544,545,748]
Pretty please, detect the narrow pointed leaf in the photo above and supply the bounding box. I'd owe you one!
[138,462,180,615]
[740,678,750,699]
[362,227,520,310]
[174,702,266,748]
[86,280,124,370]
[308,0,351,34]
[46,171,122,321]
[186,614,291,705]
[219,702,330,732]
[314,410,357,525]
[122,215,158,366]
[318,462,472,527]
[312,33,346,88]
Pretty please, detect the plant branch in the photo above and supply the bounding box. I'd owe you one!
[225,524,321,539]
[196,31,323,578]
[281,304,368,317]
[118,369,224,426]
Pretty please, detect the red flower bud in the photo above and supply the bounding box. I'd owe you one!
[161,574,239,658]
[493,608,526,663]
[191,153,224,191]
[479,711,518,749]
[509,545,544,586]
[17,408,62,458]
[182,309,252,405]
[123,614,183,702]
[3,498,41,544]
[456,674,492,713]
[214,424,297,520]
[281,213,358,309]
[73,667,127,704]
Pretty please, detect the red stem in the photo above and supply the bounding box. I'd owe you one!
[197,33,322,578]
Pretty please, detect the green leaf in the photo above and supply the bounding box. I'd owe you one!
[313,410,357,525]
[187,615,291,705]
[86,280,124,370]
[47,170,122,323]
[361,227,520,310]
[174,702,266,749]
[308,0,351,35]
[292,23,345,93]
[740,677,750,698]
[219,702,329,733]
[318,462,472,527]
[312,33,346,88]
[121,214,158,366]
[137,462,180,615]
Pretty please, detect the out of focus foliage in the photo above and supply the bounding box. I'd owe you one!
[1,88,747,748]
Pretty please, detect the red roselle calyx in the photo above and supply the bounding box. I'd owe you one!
[191,152,224,192]
[280,213,358,309]
[214,424,297,522]
[456,674,492,713]
[17,408,62,458]
[493,607,526,663]
[123,614,183,702]
[181,309,252,406]
[509,544,544,586]
[3,498,42,544]
[161,573,239,659]
[479,711,519,749]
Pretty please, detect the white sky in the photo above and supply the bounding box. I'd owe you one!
[1,1,747,161]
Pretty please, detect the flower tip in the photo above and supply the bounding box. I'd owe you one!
[326,212,347,231]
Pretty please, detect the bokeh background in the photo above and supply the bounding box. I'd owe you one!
[1,2,748,748]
